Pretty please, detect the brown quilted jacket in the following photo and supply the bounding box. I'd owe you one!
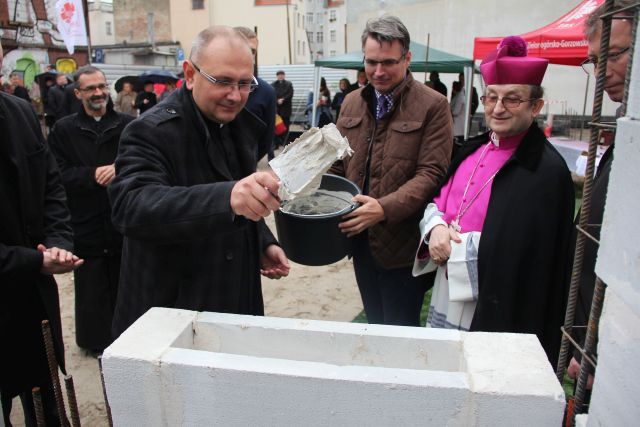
[331,73,452,268]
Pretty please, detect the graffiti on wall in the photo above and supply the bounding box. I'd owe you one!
[1,1,78,88]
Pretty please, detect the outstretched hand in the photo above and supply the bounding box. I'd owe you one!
[38,244,84,275]
[260,244,290,280]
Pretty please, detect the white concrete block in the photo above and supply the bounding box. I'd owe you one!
[587,290,640,426]
[102,308,564,426]
[596,118,640,315]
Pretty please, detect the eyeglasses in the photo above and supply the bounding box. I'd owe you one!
[191,61,258,93]
[480,95,538,109]
[77,83,109,93]
[580,46,630,75]
[363,55,405,68]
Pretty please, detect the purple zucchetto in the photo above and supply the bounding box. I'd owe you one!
[480,36,548,86]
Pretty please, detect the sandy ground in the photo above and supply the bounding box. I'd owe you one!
[8,174,363,426]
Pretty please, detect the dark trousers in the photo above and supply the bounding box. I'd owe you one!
[273,116,291,150]
[74,253,121,351]
[352,233,429,326]
[1,378,60,427]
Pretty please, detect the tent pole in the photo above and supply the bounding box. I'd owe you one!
[311,66,321,127]
[580,73,590,140]
[424,33,430,82]
[463,66,473,140]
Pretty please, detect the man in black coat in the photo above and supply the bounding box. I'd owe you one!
[348,68,368,92]
[48,66,134,353]
[271,70,293,146]
[428,72,447,98]
[108,26,290,339]
[8,72,31,103]
[0,43,83,426]
[46,73,69,124]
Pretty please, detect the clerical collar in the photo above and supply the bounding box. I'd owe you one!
[489,129,527,148]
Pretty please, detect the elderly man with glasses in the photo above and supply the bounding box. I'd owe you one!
[412,36,574,368]
[108,26,289,339]
[47,65,134,354]
[330,15,453,327]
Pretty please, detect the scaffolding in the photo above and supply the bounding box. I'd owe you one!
[556,0,639,421]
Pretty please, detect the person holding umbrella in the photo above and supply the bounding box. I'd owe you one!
[134,80,157,115]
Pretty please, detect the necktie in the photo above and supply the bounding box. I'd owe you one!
[377,97,390,119]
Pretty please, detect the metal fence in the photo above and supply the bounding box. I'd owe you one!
[258,64,353,125]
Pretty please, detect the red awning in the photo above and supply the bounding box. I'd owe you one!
[473,0,605,66]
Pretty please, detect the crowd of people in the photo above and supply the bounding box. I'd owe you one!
[1,1,632,424]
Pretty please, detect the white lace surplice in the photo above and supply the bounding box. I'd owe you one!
[413,203,481,331]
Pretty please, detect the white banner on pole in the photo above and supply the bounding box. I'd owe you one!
[56,0,87,54]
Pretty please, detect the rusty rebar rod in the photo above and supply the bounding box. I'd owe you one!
[41,320,70,427]
[64,375,81,427]
[573,278,607,416]
[98,356,114,427]
[556,0,615,382]
[32,387,47,427]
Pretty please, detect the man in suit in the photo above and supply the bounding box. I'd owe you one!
[0,42,83,427]
[108,26,290,339]
[234,26,277,161]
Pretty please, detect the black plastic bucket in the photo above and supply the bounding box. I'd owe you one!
[274,174,361,266]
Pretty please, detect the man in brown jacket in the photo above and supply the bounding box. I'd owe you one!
[331,15,452,326]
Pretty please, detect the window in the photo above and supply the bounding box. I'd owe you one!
[316,13,323,24]
[330,10,336,21]
[330,30,336,42]
[307,31,313,42]
[303,41,306,56]
[307,12,313,25]
[330,50,336,56]
[192,0,204,10]
[316,31,323,43]
[298,40,301,55]
[105,21,112,36]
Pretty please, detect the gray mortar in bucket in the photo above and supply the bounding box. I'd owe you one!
[269,123,353,202]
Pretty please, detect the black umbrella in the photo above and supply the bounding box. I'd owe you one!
[34,71,58,85]
[114,75,139,93]
[33,71,59,101]
[137,69,180,84]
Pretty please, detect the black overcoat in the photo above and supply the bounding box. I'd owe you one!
[47,106,133,256]
[443,123,574,367]
[271,79,293,119]
[0,92,71,394]
[108,87,278,338]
